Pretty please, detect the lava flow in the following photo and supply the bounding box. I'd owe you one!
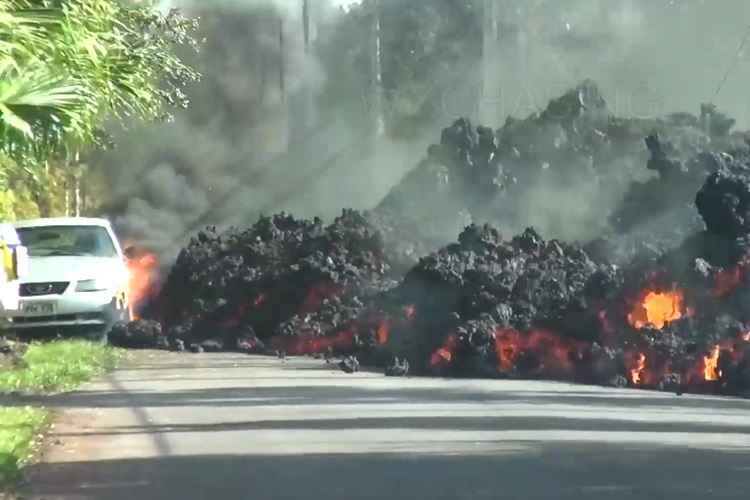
[430,335,458,367]
[628,289,685,330]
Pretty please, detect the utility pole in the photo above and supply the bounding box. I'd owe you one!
[302,0,317,131]
[481,0,500,125]
[303,0,310,52]
[371,0,385,138]
[279,16,285,103]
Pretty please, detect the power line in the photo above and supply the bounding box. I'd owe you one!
[712,22,750,101]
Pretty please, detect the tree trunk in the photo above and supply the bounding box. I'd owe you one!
[64,180,70,216]
[74,174,81,217]
[33,187,52,218]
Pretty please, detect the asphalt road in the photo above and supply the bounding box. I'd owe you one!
[14,352,750,500]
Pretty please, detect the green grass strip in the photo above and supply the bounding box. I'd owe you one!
[0,407,49,487]
[0,340,123,394]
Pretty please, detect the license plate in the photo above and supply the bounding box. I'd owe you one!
[22,302,56,315]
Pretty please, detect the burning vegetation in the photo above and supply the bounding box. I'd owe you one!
[114,81,750,398]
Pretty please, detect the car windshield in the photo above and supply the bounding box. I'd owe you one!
[16,225,117,258]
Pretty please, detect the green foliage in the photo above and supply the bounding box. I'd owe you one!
[0,406,48,487]
[0,0,200,220]
[0,340,123,393]
[0,0,200,161]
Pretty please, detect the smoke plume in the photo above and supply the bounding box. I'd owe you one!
[95,0,750,260]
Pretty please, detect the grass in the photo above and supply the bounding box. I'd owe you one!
[0,340,124,490]
[0,340,123,394]
[0,407,49,487]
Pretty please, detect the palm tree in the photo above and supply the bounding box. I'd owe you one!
[0,0,199,217]
[0,1,90,159]
[0,0,199,161]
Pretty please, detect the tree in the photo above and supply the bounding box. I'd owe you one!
[0,0,199,217]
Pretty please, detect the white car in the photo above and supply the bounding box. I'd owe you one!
[1,217,131,341]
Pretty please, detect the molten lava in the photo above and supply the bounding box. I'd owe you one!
[629,352,647,385]
[430,335,458,367]
[703,345,721,381]
[493,328,582,376]
[627,289,684,330]
[271,329,355,356]
[125,247,160,320]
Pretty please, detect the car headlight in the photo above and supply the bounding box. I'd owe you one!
[75,279,111,292]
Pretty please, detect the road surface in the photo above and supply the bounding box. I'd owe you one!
[12,352,750,499]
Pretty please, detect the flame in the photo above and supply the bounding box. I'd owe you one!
[126,249,159,320]
[627,290,684,329]
[430,335,458,367]
[703,345,721,381]
[376,319,391,345]
[743,332,750,342]
[629,352,647,385]
[495,329,521,372]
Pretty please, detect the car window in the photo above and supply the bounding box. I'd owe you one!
[17,226,118,258]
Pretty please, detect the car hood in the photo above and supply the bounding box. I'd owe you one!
[22,256,127,285]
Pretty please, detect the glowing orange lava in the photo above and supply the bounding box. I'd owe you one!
[493,328,581,375]
[628,290,684,329]
[126,249,159,320]
[629,352,647,385]
[430,335,458,367]
[703,345,721,381]
[271,329,355,356]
